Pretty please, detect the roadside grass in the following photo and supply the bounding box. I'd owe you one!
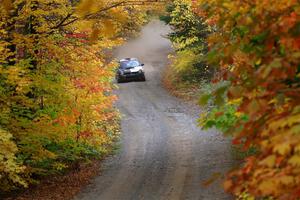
[162,63,203,103]
[3,159,103,200]
[1,113,122,200]
[2,135,122,200]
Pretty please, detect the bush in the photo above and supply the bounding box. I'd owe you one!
[0,129,26,191]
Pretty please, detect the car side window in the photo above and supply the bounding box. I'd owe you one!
[120,62,126,69]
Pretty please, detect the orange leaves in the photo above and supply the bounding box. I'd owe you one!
[244,99,266,117]
[223,179,233,192]
[76,0,98,17]
[279,12,298,33]
[259,155,276,168]
[202,172,222,187]
[196,0,300,198]
[257,179,277,196]
[0,0,151,192]
[1,0,13,14]
[280,36,300,51]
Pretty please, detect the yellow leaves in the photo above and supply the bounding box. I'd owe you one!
[109,7,128,23]
[257,180,277,195]
[288,155,300,167]
[259,155,276,167]
[228,98,242,105]
[269,113,300,131]
[273,142,291,156]
[0,0,156,192]
[257,174,295,195]
[172,50,200,73]
[0,40,14,63]
[234,112,243,118]
[244,16,253,26]
[237,192,255,200]
[74,20,94,32]
[32,148,57,161]
[0,129,27,190]
[295,144,300,153]
[277,175,294,186]
[255,58,261,66]
[100,19,116,37]
[288,124,300,135]
[76,0,97,17]
[6,66,24,84]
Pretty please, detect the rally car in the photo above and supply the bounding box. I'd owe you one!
[115,58,146,83]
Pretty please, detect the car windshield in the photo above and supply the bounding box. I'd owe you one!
[120,60,140,69]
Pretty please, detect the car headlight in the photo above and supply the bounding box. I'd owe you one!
[120,71,124,75]
[138,69,143,73]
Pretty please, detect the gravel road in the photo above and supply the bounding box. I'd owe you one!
[74,20,233,200]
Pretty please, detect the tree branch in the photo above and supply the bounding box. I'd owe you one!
[49,0,166,31]
[50,13,73,30]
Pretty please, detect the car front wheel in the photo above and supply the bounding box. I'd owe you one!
[116,76,122,83]
[140,75,146,82]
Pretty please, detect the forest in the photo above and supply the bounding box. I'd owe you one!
[0,0,161,192]
[163,0,300,199]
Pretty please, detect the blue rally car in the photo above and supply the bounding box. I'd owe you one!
[115,58,146,83]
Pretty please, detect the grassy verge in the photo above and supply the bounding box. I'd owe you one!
[4,160,103,200]
[162,62,203,103]
[2,133,121,200]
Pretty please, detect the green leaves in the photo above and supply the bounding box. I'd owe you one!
[199,96,248,133]
[199,81,229,106]
[199,93,211,105]
[232,26,249,38]
[163,0,210,52]
[250,31,269,45]
[195,0,300,198]
[0,0,150,192]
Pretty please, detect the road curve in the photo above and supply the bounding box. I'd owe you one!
[74,20,233,200]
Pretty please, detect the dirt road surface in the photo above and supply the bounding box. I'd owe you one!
[74,20,233,200]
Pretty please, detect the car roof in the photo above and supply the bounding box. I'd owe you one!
[119,58,138,62]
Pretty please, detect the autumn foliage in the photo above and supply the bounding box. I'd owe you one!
[194,0,300,199]
[0,0,161,192]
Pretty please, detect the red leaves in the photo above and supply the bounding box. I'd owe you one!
[281,36,300,51]
[279,12,298,33]
[79,131,93,139]
[74,79,86,89]
[292,37,300,50]
[66,33,88,39]
[196,0,300,198]
[232,138,241,145]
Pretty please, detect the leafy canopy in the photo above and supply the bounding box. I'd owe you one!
[195,0,300,199]
[0,0,165,191]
